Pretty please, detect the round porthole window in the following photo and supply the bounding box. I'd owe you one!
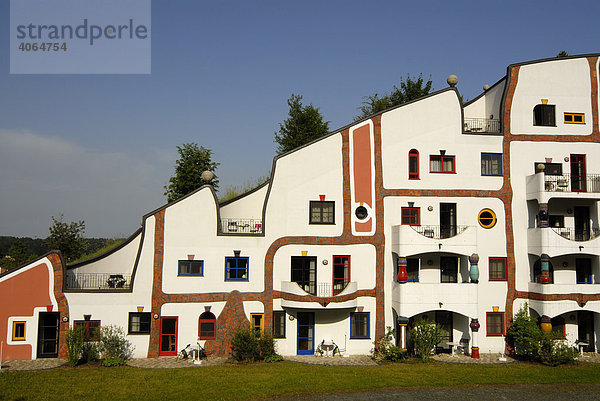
[355,206,368,220]
[478,209,497,228]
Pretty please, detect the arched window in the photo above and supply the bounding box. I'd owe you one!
[198,312,216,339]
[408,149,419,179]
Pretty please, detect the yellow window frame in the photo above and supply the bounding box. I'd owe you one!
[12,321,26,341]
[564,112,585,124]
[250,313,264,336]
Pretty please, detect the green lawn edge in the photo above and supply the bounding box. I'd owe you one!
[1,361,599,401]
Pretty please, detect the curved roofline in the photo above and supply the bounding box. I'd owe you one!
[463,75,507,108]
[0,250,65,279]
[507,52,600,70]
[66,228,143,270]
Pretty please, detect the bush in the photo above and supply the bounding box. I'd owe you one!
[230,324,282,363]
[410,318,444,360]
[82,341,100,363]
[98,325,134,367]
[66,326,84,366]
[506,304,577,366]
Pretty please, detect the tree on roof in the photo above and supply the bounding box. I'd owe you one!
[274,94,330,155]
[355,73,433,120]
[556,50,569,58]
[164,143,219,203]
[46,215,86,263]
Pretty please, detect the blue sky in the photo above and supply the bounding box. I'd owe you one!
[1,0,599,238]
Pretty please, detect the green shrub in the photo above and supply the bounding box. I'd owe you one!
[82,341,100,363]
[98,325,134,366]
[66,325,84,366]
[410,318,444,360]
[230,324,282,363]
[231,324,259,362]
[382,345,408,362]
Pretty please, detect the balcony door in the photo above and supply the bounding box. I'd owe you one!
[159,317,178,356]
[440,257,458,283]
[574,206,590,241]
[578,311,595,352]
[291,256,317,295]
[332,256,350,295]
[297,312,315,355]
[576,258,592,284]
[571,154,586,192]
[440,203,456,239]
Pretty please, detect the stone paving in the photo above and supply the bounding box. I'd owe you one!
[283,355,379,366]
[127,356,227,369]
[0,358,66,371]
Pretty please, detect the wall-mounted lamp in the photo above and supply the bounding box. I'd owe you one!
[62,316,69,323]
[153,313,159,320]
[579,246,585,251]
[438,243,442,250]
[428,206,433,211]
[439,302,443,308]
[322,259,328,265]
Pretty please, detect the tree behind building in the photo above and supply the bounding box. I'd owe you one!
[164,143,219,203]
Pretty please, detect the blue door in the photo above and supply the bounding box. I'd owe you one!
[297,312,315,355]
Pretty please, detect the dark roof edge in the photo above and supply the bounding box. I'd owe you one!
[463,75,507,108]
[218,181,270,207]
[507,52,600,71]
[0,250,64,279]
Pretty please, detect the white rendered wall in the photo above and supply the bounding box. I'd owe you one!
[511,58,592,135]
[265,133,343,238]
[67,232,142,275]
[161,301,226,351]
[463,79,505,121]
[219,184,268,221]
[381,90,504,190]
[65,216,156,358]
[161,187,266,294]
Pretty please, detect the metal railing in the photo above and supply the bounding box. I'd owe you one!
[464,118,501,133]
[296,281,348,297]
[410,225,469,239]
[221,218,263,234]
[551,227,600,242]
[65,272,132,290]
[544,173,600,193]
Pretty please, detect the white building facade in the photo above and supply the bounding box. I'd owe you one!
[2,53,600,360]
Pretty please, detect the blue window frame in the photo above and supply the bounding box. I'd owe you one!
[178,260,204,276]
[481,153,502,176]
[350,312,370,339]
[225,257,249,281]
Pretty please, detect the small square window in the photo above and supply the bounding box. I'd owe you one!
[481,153,502,176]
[533,104,556,126]
[430,155,455,173]
[486,312,504,336]
[178,260,204,276]
[128,312,151,334]
[401,207,420,226]
[273,311,286,338]
[309,201,335,224]
[225,257,249,281]
[489,257,507,281]
[12,321,26,341]
[350,312,370,339]
[74,320,101,341]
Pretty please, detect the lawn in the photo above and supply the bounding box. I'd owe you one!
[1,361,599,401]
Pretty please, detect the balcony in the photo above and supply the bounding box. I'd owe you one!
[279,281,358,309]
[527,227,600,257]
[220,218,263,235]
[64,272,132,291]
[392,282,478,318]
[392,225,476,256]
[463,118,501,134]
[528,282,600,296]
[526,173,600,202]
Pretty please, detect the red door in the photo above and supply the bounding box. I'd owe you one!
[160,317,178,356]
[571,154,586,192]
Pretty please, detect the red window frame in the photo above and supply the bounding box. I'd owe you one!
[486,312,504,336]
[160,316,178,356]
[332,255,351,295]
[198,312,216,340]
[429,155,456,173]
[489,257,507,281]
[408,149,419,180]
[551,317,566,339]
[74,320,101,341]
[401,207,420,226]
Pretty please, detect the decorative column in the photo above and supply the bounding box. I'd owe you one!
[397,316,409,351]
[397,257,408,283]
[540,315,552,334]
[538,203,549,228]
[469,253,480,283]
[540,253,551,284]
[470,318,480,359]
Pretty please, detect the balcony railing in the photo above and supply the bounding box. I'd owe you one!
[221,218,263,234]
[544,173,600,193]
[295,281,349,297]
[410,225,468,239]
[464,118,501,133]
[65,272,132,290]
[551,227,600,242]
